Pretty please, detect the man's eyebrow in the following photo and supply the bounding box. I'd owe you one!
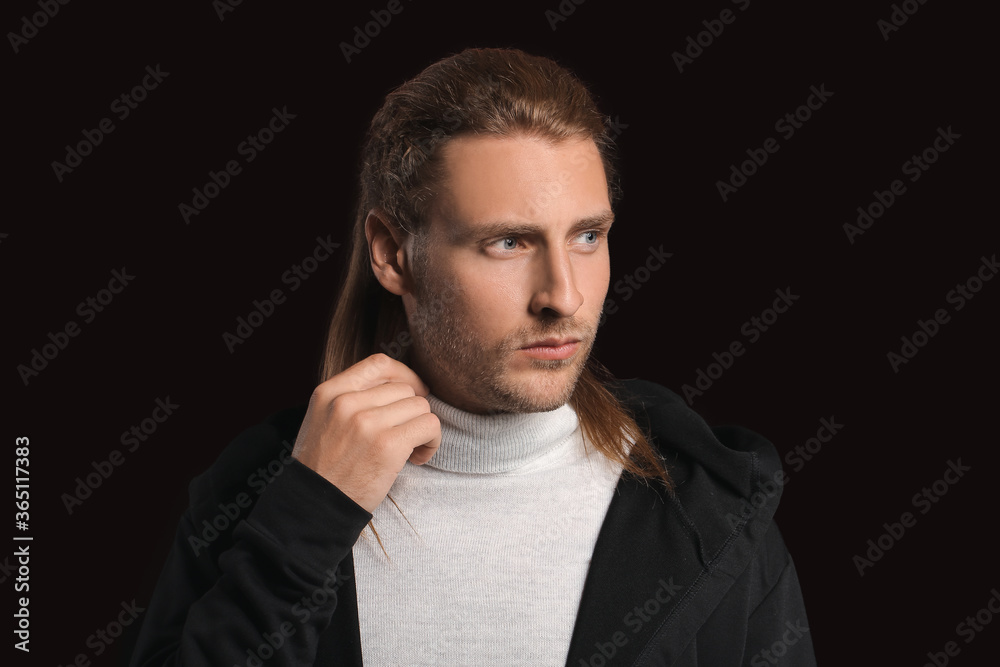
[462,211,615,240]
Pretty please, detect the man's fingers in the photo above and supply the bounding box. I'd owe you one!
[348,353,430,395]
[317,353,430,400]
[328,381,417,423]
[404,413,442,465]
[292,353,439,513]
[357,395,434,433]
[353,398,440,466]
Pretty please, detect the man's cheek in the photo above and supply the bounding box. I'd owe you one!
[587,271,611,309]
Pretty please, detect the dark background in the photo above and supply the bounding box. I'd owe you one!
[4,0,996,664]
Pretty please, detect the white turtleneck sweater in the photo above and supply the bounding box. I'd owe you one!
[351,394,628,666]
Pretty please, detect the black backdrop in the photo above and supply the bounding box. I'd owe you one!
[5,0,996,664]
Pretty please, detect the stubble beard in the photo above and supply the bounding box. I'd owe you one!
[406,271,597,415]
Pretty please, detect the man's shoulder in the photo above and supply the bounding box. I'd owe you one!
[187,404,308,512]
[609,377,783,502]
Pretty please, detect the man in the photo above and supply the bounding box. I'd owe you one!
[131,48,816,666]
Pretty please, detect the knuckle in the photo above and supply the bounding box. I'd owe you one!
[310,383,335,406]
[329,393,354,420]
[370,430,394,456]
[394,382,417,398]
[423,412,441,432]
[346,407,371,434]
[369,352,392,367]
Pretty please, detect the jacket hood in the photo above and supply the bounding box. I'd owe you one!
[611,378,785,573]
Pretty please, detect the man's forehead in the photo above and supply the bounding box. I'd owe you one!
[430,134,611,240]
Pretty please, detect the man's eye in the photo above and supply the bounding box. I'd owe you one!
[491,237,518,251]
[577,230,602,245]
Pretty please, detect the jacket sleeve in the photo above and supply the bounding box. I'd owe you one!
[130,459,372,667]
[740,523,817,667]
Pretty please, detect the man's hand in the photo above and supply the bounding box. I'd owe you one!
[291,353,442,513]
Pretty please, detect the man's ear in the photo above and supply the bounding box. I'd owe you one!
[365,208,413,296]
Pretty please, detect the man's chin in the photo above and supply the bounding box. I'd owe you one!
[485,362,584,414]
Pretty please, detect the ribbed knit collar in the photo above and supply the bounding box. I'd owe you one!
[425,394,579,474]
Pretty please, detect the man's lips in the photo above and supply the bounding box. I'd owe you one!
[520,337,580,348]
[518,338,581,360]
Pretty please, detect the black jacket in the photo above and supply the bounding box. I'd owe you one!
[131,379,816,666]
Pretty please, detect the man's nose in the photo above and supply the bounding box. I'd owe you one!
[529,246,584,317]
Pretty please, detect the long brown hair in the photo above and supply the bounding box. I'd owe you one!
[321,48,672,548]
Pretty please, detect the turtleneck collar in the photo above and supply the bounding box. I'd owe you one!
[424,393,580,474]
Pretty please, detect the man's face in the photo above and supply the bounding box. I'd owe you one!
[401,133,612,414]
